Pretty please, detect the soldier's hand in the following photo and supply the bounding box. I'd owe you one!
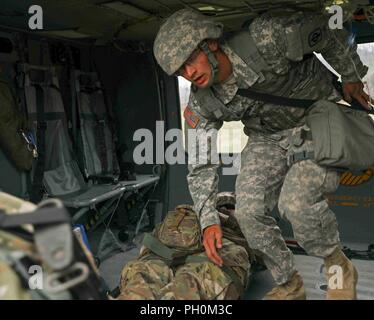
[203,224,223,266]
[342,81,372,110]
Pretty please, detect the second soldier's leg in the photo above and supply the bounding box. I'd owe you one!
[278,160,358,299]
[278,160,341,257]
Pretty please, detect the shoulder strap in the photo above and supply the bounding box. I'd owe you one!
[226,30,269,76]
[237,85,374,114]
[29,85,46,203]
[237,87,316,109]
[225,30,316,109]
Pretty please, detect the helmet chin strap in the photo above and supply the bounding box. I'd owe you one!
[199,41,219,87]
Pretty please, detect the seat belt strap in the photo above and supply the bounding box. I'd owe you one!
[29,85,46,203]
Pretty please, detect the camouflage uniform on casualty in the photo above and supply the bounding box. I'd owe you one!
[153,9,367,298]
[118,238,249,300]
[118,193,253,300]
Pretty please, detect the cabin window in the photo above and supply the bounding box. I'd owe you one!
[357,42,374,98]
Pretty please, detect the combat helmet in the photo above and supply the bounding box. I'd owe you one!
[153,9,223,83]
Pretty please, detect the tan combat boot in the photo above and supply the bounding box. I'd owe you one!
[264,271,306,300]
[324,248,358,300]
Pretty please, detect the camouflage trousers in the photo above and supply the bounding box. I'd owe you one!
[235,125,341,285]
[117,238,250,300]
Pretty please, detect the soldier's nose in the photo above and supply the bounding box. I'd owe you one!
[184,64,197,79]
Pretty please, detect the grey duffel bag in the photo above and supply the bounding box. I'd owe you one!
[237,88,374,171]
[306,100,374,171]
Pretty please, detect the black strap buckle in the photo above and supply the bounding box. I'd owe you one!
[289,150,311,165]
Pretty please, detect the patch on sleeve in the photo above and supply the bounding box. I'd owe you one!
[184,106,200,129]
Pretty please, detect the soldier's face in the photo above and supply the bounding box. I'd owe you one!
[178,43,217,88]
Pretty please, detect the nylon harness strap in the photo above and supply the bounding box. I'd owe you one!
[99,80,120,175]
[76,81,109,177]
[237,84,374,114]
[90,92,109,174]
[142,233,245,297]
[226,30,268,79]
[11,73,34,196]
[237,88,316,109]
[142,232,175,261]
[29,85,46,203]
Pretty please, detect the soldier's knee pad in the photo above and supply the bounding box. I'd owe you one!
[234,210,279,249]
[278,190,309,220]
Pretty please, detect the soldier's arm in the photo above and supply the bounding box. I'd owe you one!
[250,12,368,82]
[315,21,367,83]
[185,96,224,266]
[250,12,370,107]
[310,16,371,107]
[184,95,223,231]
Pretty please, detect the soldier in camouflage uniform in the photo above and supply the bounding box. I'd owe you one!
[153,9,370,299]
[118,192,253,300]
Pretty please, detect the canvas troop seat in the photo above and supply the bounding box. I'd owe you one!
[17,63,127,223]
[72,70,160,190]
[73,70,119,183]
[70,69,161,233]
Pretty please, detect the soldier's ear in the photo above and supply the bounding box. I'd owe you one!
[207,39,219,52]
